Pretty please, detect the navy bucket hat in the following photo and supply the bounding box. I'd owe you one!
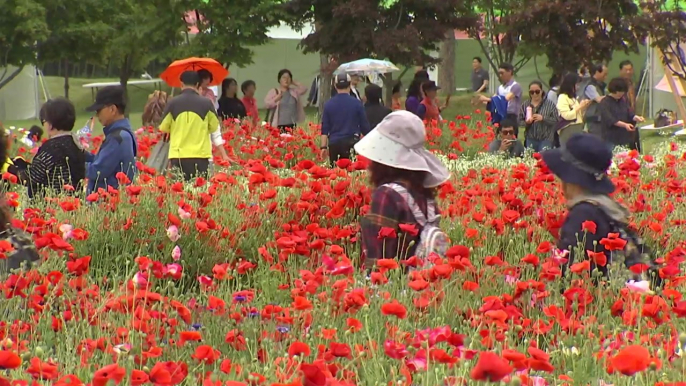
[541,133,615,194]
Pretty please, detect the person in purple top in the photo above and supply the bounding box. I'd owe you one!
[404,70,430,115]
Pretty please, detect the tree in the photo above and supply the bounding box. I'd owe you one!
[503,0,648,75]
[438,32,456,97]
[37,0,112,98]
[463,0,529,74]
[0,0,49,90]
[284,0,476,108]
[642,0,686,79]
[185,0,283,68]
[101,0,189,108]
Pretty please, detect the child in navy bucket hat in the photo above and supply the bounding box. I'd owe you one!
[542,133,660,287]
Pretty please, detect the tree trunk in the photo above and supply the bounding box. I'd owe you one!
[120,56,132,117]
[318,53,333,119]
[383,73,394,108]
[64,58,70,99]
[438,32,455,97]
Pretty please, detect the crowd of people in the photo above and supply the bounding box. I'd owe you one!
[0,59,659,289]
[478,59,644,157]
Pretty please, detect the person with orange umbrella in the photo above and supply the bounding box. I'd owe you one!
[161,57,228,90]
[158,71,230,180]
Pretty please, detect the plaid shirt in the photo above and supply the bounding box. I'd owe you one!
[360,182,437,267]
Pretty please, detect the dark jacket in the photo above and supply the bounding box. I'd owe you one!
[600,95,636,148]
[578,77,606,123]
[85,119,137,194]
[19,135,86,198]
[558,195,641,278]
[364,103,392,130]
[217,97,247,120]
[321,93,370,145]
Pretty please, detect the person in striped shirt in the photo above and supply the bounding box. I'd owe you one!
[519,81,558,152]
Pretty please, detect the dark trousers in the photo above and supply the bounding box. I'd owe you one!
[170,158,209,181]
[329,138,356,167]
[506,113,520,137]
[278,124,295,133]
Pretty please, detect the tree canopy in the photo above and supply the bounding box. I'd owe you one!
[503,0,648,75]
[284,0,476,67]
[0,0,49,89]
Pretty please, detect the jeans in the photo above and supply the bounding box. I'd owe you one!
[525,139,553,152]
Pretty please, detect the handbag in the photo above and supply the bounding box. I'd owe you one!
[146,137,170,173]
[264,88,279,124]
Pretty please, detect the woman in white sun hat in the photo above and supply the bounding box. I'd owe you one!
[355,110,450,268]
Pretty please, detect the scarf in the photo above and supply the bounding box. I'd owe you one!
[566,194,629,223]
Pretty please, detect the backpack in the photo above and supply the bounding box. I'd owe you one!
[579,200,662,288]
[383,183,449,259]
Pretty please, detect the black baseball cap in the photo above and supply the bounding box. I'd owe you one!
[335,73,351,89]
[86,86,126,112]
[422,81,441,92]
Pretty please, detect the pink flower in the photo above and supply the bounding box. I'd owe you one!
[167,226,180,242]
[166,263,182,277]
[59,224,73,240]
[171,245,182,261]
[133,271,148,289]
[178,207,191,219]
[625,280,650,293]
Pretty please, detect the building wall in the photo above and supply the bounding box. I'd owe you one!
[225,38,321,109]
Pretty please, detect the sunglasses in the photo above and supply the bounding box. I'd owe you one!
[501,129,515,135]
[529,90,541,95]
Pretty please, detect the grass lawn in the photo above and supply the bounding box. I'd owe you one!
[2,77,675,155]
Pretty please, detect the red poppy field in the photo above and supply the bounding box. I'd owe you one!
[1,113,685,386]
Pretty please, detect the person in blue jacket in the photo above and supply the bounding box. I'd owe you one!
[84,86,138,194]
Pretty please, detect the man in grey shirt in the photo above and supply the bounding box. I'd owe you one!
[471,57,489,93]
[488,118,525,157]
[578,64,608,137]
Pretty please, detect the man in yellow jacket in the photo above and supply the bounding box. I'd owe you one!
[159,71,230,180]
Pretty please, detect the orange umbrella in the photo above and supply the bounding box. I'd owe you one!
[160,57,229,87]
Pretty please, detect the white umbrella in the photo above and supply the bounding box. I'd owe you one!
[336,59,400,75]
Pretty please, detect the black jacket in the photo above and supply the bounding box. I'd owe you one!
[217,97,247,120]
[600,95,636,148]
[364,103,392,130]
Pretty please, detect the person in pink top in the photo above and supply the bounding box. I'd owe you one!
[198,69,218,109]
[264,69,308,133]
[241,80,260,127]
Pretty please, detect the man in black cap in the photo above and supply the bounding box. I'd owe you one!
[85,85,137,194]
[159,71,229,180]
[320,73,370,167]
[541,133,659,287]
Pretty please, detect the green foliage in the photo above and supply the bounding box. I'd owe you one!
[37,0,113,67]
[0,0,49,88]
[187,0,284,67]
[283,0,476,67]
[99,0,189,83]
[0,0,48,67]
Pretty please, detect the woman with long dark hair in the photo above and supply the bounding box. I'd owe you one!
[405,70,430,114]
[354,111,450,269]
[217,78,247,120]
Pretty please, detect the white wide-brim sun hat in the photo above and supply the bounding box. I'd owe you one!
[354,110,451,188]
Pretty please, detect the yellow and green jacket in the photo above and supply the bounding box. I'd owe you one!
[159,89,221,159]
